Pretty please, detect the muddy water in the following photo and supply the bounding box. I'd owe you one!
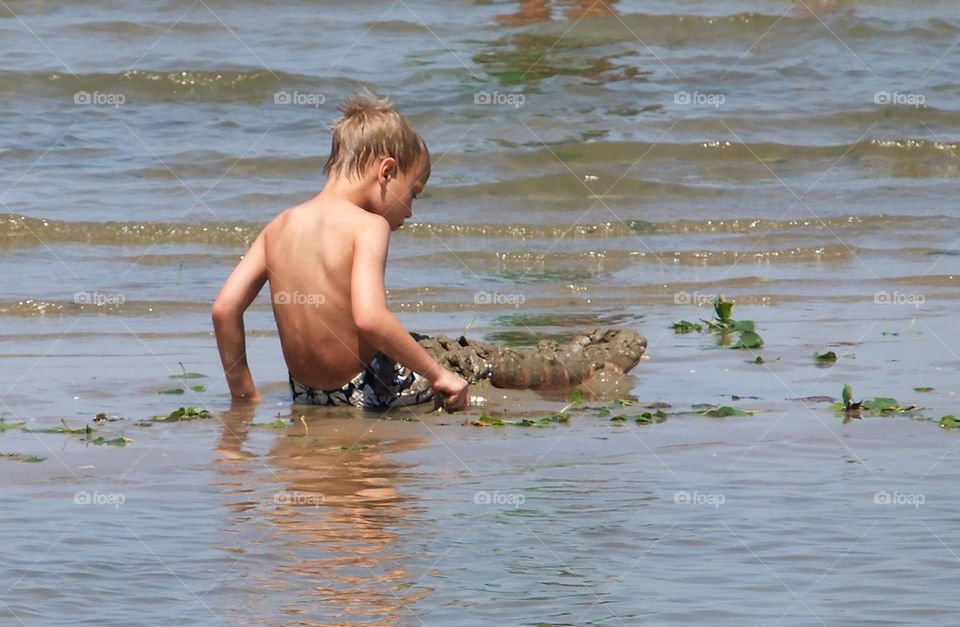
[2,0,960,624]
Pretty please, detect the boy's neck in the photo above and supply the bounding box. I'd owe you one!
[317,174,373,211]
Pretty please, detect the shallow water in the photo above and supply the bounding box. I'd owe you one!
[2,0,960,624]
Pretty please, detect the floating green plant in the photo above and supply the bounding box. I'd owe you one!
[1,452,45,463]
[152,406,212,422]
[93,436,131,447]
[471,412,570,428]
[814,351,837,363]
[939,415,960,429]
[833,384,919,420]
[0,420,25,433]
[673,297,764,350]
[635,410,668,424]
[23,420,94,436]
[699,405,753,417]
[169,362,207,380]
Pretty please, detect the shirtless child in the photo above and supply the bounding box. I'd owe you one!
[212,91,469,410]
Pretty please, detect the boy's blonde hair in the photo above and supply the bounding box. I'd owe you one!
[324,90,429,181]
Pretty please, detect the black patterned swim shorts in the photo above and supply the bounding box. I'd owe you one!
[289,352,434,410]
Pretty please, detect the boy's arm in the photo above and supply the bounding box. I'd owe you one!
[212,230,268,402]
[351,219,469,410]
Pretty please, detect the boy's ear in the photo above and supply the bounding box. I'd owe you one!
[377,157,398,183]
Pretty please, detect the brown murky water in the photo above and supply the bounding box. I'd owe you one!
[2,0,960,624]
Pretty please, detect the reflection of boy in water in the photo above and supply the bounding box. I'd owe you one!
[497,0,619,27]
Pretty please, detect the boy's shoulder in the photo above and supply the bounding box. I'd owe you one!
[263,199,389,246]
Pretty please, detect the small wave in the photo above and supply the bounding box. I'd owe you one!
[517,11,960,49]
[2,213,955,249]
[367,19,432,35]
[412,246,855,272]
[71,19,227,37]
[431,173,721,200]
[511,137,960,170]
[2,69,329,102]
[0,213,260,249]
[0,299,215,316]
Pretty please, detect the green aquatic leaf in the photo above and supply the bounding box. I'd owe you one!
[93,436,131,446]
[610,414,628,422]
[914,387,934,393]
[700,406,753,417]
[672,320,703,334]
[473,411,569,428]
[842,384,853,407]
[0,420,26,433]
[861,397,899,412]
[23,423,94,435]
[542,412,570,424]
[596,408,611,418]
[753,356,766,364]
[152,406,212,422]
[814,351,837,362]
[169,363,207,380]
[169,372,206,380]
[713,297,733,322]
[190,385,206,392]
[159,388,185,395]
[634,410,667,425]
[731,319,756,333]
[732,331,764,350]
[611,398,638,408]
[569,389,583,405]
[862,397,916,414]
[0,452,45,463]
[939,415,960,429]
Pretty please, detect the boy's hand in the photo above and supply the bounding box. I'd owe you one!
[432,370,469,411]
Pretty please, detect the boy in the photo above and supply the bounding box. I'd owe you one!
[212,91,469,410]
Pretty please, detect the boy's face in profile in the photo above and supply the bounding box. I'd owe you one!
[377,157,429,231]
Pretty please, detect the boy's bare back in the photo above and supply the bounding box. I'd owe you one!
[264,198,380,389]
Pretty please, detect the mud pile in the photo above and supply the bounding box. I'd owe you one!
[414,328,646,389]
